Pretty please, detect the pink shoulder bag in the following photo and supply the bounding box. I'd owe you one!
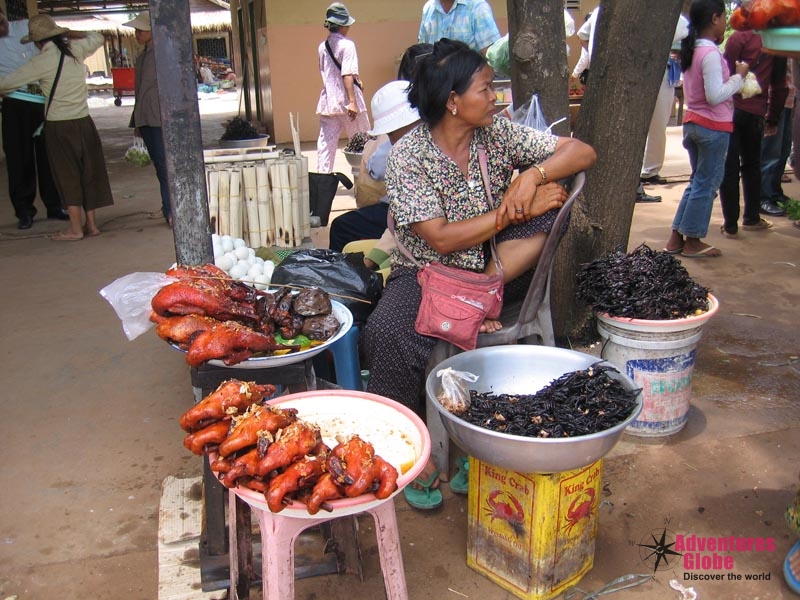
[390,145,504,351]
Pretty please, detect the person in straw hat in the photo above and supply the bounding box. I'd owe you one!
[122,11,172,227]
[0,14,113,240]
[315,2,370,173]
[0,6,67,230]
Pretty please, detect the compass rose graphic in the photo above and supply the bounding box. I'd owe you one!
[638,528,683,573]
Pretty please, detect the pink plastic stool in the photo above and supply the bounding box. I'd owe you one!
[229,489,408,599]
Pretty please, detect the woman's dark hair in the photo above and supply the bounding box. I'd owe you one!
[397,43,433,80]
[408,38,487,127]
[42,34,76,59]
[325,22,341,33]
[681,0,724,71]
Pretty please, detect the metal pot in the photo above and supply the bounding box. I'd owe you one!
[425,345,642,474]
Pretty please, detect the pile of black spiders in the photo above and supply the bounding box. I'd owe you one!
[576,243,710,320]
[461,364,639,438]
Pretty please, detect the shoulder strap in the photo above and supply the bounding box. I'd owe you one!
[325,40,342,71]
[45,51,67,120]
[387,144,502,275]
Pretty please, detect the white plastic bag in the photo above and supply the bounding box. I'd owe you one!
[510,93,566,133]
[124,136,151,166]
[740,72,762,100]
[99,272,176,340]
[436,367,479,415]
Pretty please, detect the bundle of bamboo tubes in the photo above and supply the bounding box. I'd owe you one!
[203,149,310,249]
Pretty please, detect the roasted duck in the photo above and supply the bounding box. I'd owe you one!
[152,314,219,348]
[151,279,260,323]
[266,453,327,512]
[185,320,296,367]
[217,404,298,457]
[306,473,346,515]
[179,379,276,433]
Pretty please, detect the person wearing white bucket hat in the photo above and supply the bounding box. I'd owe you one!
[0,13,113,240]
[315,2,370,173]
[122,11,173,227]
[328,80,421,252]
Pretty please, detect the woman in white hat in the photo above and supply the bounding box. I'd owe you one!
[0,14,113,241]
[315,2,370,173]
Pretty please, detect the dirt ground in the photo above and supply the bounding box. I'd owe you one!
[0,91,798,600]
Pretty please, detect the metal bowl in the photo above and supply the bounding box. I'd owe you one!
[218,134,270,149]
[426,345,642,474]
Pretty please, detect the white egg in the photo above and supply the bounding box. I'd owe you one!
[220,236,234,252]
[247,263,264,278]
[247,247,256,259]
[212,243,223,259]
[211,233,220,243]
[214,255,235,272]
[254,256,264,265]
[229,263,248,279]
[255,273,271,288]
[236,258,251,270]
[234,246,250,260]
[263,260,275,278]
[233,237,247,249]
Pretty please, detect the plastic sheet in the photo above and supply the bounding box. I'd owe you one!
[99,272,175,340]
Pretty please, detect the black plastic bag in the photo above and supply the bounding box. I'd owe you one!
[270,249,382,325]
[308,172,352,227]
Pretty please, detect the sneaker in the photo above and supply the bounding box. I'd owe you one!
[742,217,773,230]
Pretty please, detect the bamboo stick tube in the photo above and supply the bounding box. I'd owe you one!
[278,161,293,247]
[229,169,243,239]
[242,166,260,248]
[269,163,285,247]
[256,164,273,247]
[298,155,310,239]
[207,169,220,234]
[288,161,301,247]
[217,169,231,236]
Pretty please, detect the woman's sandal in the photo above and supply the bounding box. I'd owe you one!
[403,469,443,510]
[450,456,469,495]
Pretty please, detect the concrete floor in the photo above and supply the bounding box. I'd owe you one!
[0,91,798,600]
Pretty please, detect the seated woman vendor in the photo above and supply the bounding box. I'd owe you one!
[362,39,596,510]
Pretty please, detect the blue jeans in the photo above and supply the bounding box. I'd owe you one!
[672,122,729,239]
[760,106,793,203]
[139,126,171,219]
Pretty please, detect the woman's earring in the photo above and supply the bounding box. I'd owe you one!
[451,107,457,116]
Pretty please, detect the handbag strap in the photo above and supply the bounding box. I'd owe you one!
[388,143,503,276]
[45,51,66,120]
[325,40,342,71]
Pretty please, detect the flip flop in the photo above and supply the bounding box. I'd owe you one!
[663,247,683,255]
[450,456,469,495]
[681,246,721,258]
[403,468,443,510]
[784,540,800,594]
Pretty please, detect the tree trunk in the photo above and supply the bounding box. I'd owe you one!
[549,0,684,343]
[507,0,571,137]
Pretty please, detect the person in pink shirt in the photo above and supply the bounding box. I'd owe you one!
[315,3,370,173]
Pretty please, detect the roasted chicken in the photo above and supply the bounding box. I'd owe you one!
[152,314,219,348]
[179,379,276,433]
[217,404,298,457]
[151,279,260,323]
[327,435,399,499]
[183,420,230,455]
[255,421,323,477]
[185,321,295,367]
[731,0,800,30]
[306,473,346,515]
[266,453,327,513]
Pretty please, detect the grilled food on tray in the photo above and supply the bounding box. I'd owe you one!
[151,263,341,366]
[180,380,399,514]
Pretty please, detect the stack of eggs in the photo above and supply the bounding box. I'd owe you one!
[212,233,275,290]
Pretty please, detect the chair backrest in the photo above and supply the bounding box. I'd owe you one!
[499,170,585,344]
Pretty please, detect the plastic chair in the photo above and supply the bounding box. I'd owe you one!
[425,171,586,474]
[230,491,408,599]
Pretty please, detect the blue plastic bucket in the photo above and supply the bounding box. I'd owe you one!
[596,294,719,437]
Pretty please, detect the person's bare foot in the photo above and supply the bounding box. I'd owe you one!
[664,230,684,253]
[51,231,84,241]
[409,459,442,490]
[83,226,101,237]
[681,238,721,258]
[480,319,502,333]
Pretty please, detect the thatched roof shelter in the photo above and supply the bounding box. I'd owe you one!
[53,11,231,36]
